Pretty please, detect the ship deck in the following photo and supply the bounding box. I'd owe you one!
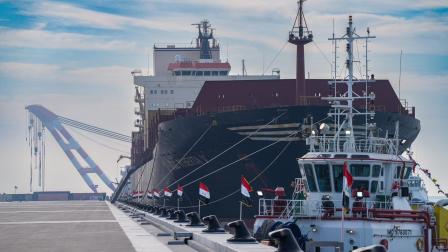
[0,201,194,252]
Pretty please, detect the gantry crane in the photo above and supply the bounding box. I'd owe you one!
[26,105,131,193]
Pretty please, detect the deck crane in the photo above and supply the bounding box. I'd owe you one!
[26,105,131,193]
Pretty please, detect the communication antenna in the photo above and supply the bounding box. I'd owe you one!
[242,59,247,76]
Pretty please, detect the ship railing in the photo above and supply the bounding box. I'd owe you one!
[258,198,393,220]
[307,135,399,155]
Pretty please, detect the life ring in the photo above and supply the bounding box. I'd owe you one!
[416,238,424,251]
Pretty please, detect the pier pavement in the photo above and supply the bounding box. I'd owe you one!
[0,201,194,252]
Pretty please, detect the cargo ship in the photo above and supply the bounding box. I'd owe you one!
[124,4,420,220]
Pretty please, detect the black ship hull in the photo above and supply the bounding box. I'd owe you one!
[134,105,420,220]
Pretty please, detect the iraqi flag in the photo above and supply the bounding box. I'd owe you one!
[153,189,160,198]
[342,161,353,209]
[146,191,153,199]
[199,182,210,204]
[241,176,253,207]
[177,184,183,197]
[164,187,172,198]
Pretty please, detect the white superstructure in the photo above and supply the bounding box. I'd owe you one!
[133,20,279,112]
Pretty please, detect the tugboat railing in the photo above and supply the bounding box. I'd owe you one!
[307,135,399,155]
[258,198,393,219]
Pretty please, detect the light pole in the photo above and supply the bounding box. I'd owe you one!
[14,185,18,195]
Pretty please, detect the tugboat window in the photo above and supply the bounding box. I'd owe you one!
[352,180,369,192]
[350,164,370,177]
[370,181,378,193]
[404,167,412,179]
[304,164,317,192]
[314,164,331,192]
[332,165,343,192]
[394,166,402,179]
[372,165,381,177]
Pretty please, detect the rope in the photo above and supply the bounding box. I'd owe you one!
[166,112,287,188]
[153,115,330,209]
[139,145,158,203]
[175,138,293,209]
[155,123,213,188]
[312,41,332,67]
[263,41,288,75]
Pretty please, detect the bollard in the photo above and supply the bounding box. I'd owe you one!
[269,228,303,252]
[226,220,256,243]
[174,210,189,223]
[166,209,177,220]
[202,215,225,233]
[160,208,168,217]
[186,212,205,227]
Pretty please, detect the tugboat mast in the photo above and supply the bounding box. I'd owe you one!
[326,16,376,152]
[288,0,313,106]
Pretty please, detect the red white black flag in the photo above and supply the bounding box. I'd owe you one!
[153,189,160,198]
[199,182,210,204]
[177,184,183,197]
[240,176,253,207]
[342,161,353,209]
[146,191,153,199]
[163,187,172,198]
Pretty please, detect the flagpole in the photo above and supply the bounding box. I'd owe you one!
[239,201,243,220]
[177,198,180,210]
[163,198,166,208]
[341,190,344,243]
[198,200,201,217]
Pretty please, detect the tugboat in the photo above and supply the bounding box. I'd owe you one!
[254,15,448,252]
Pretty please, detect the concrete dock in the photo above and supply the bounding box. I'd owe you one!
[0,201,192,252]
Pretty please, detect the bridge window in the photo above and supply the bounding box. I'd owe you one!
[174,71,181,76]
[212,71,219,76]
[219,71,228,76]
[315,164,331,192]
[304,164,317,192]
[196,71,203,76]
[204,71,211,76]
[332,165,343,192]
[350,164,370,177]
[170,90,174,94]
[372,165,381,177]
[181,71,191,76]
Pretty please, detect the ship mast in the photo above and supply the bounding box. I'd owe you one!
[288,0,313,106]
[192,20,215,60]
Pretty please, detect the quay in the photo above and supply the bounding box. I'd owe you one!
[0,200,280,252]
[0,201,192,252]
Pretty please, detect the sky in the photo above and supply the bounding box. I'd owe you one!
[0,0,447,195]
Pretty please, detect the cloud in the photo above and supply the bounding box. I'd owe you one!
[0,62,134,90]
[24,1,192,32]
[0,27,136,50]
